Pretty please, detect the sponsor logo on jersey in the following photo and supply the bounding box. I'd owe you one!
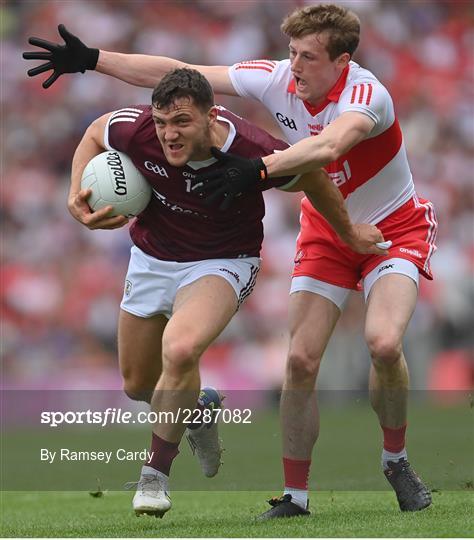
[276,112,297,130]
[152,189,207,218]
[378,263,394,273]
[308,123,324,136]
[107,152,127,195]
[145,161,169,178]
[399,247,422,258]
[327,159,352,187]
[219,268,240,283]
[124,280,132,297]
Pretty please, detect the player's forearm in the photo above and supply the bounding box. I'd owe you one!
[303,171,356,244]
[96,51,185,88]
[263,136,336,177]
[262,113,374,178]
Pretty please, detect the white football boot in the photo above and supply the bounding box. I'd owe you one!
[185,387,224,477]
[125,466,171,518]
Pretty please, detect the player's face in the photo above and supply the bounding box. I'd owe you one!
[289,32,349,105]
[152,98,216,167]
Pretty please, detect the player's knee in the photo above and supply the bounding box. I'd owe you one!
[122,379,153,403]
[162,337,200,377]
[287,348,322,383]
[366,333,402,366]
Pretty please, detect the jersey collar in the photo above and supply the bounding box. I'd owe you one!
[287,64,350,116]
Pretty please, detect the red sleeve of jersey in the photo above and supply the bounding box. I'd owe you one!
[105,106,149,154]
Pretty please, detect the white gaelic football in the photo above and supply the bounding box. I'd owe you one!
[81,151,151,217]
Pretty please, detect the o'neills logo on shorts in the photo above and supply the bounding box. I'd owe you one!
[294,249,305,265]
[399,247,422,258]
[124,280,132,296]
[219,268,240,283]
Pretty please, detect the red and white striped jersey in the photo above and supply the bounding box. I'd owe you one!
[229,59,415,225]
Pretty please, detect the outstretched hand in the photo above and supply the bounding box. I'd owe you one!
[193,147,268,210]
[23,24,99,88]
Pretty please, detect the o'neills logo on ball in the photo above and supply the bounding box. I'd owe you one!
[107,152,127,195]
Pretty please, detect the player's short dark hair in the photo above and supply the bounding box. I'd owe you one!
[281,4,360,60]
[152,68,214,112]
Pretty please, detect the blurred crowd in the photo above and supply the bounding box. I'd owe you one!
[2,0,473,392]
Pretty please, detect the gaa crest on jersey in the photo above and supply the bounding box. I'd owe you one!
[144,160,169,178]
[276,112,297,130]
[124,280,133,297]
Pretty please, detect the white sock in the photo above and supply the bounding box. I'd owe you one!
[283,487,308,509]
[382,448,407,470]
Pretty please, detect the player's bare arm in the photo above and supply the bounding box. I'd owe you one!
[69,113,129,230]
[98,51,235,94]
[194,113,375,205]
[286,170,387,256]
[23,24,236,94]
[262,112,375,177]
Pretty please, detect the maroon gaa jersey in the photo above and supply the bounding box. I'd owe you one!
[104,105,296,262]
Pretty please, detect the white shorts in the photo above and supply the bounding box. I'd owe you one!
[121,246,260,318]
[290,258,419,310]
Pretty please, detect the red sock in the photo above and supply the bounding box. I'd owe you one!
[381,424,407,453]
[145,433,179,476]
[283,457,311,490]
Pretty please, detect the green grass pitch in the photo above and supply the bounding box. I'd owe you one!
[2,400,472,537]
[1,490,473,537]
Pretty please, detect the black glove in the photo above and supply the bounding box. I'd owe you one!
[193,147,268,210]
[22,24,99,89]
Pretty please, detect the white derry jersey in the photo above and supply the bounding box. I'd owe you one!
[229,59,415,224]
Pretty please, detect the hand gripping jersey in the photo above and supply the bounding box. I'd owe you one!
[229,60,415,226]
[104,105,296,262]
